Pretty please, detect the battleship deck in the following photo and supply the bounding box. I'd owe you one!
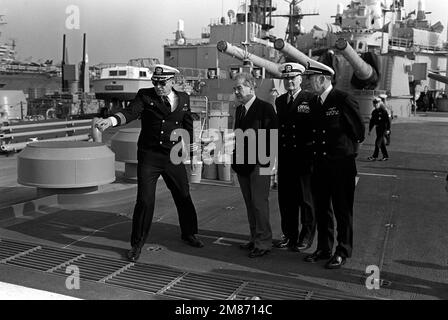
[0,113,448,300]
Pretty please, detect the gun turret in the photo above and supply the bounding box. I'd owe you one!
[334,38,379,90]
[217,41,282,78]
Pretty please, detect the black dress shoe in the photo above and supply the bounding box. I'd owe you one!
[126,246,142,262]
[239,242,255,250]
[181,234,204,248]
[249,248,270,258]
[325,254,346,269]
[273,238,294,249]
[304,250,332,263]
[297,242,312,251]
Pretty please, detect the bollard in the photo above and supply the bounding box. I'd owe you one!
[91,117,102,143]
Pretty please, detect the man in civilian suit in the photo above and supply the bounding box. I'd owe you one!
[273,63,316,252]
[303,61,365,269]
[95,64,204,262]
[231,72,278,258]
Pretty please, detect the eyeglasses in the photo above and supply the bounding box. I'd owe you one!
[152,77,174,86]
[152,80,168,86]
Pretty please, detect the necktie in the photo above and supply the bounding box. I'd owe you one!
[318,96,323,107]
[240,105,246,121]
[288,93,294,105]
[162,96,171,112]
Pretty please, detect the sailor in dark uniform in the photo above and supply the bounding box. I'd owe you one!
[273,63,316,252]
[303,61,365,269]
[95,64,204,262]
[367,97,391,161]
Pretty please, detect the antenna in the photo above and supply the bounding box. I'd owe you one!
[241,0,250,61]
[228,10,235,23]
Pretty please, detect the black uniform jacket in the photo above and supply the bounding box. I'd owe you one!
[310,88,365,161]
[231,97,278,176]
[276,90,315,172]
[369,107,391,132]
[113,88,193,154]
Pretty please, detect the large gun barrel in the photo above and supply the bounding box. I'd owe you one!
[428,72,448,85]
[335,38,379,90]
[217,41,282,78]
[274,38,318,68]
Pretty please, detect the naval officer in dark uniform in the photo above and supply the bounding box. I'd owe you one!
[95,64,204,262]
[367,97,390,161]
[273,63,316,252]
[303,61,365,269]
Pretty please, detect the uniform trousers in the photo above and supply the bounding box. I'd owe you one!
[131,148,198,248]
[277,163,316,245]
[312,156,357,258]
[373,127,389,158]
[237,166,272,250]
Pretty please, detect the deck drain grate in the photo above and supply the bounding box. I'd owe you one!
[0,238,368,300]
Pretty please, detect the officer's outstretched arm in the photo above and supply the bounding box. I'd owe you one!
[111,90,146,127]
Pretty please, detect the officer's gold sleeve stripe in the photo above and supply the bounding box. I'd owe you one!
[116,112,127,126]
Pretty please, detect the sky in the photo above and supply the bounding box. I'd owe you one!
[0,0,447,65]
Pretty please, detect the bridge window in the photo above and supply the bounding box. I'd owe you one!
[118,70,127,76]
[109,70,118,76]
[139,71,147,77]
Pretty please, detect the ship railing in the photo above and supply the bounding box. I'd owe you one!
[0,63,61,75]
[176,67,208,79]
[352,89,387,97]
[0,119,92,152]
[389,37,412,50]
[164,38,210,46]
[389,37,446,53]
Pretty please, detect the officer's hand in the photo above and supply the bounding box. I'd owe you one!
[386,130,391,135]
[95,118,113,132]
[189,143,200,153]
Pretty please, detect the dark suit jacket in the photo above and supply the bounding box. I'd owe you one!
[113,88,193,154]
[276,90,315,172]
[310,88,365,160]
[231,97,278,176]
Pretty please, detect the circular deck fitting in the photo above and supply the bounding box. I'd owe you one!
[17,141,115,189]
[110,128,140,179]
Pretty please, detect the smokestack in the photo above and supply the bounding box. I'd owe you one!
[62,34,66,92]
[446,19,448,93]
[80,33,89,93]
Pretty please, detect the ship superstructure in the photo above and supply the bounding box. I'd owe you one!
[163,0,447,120]
[285,0,448,117]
